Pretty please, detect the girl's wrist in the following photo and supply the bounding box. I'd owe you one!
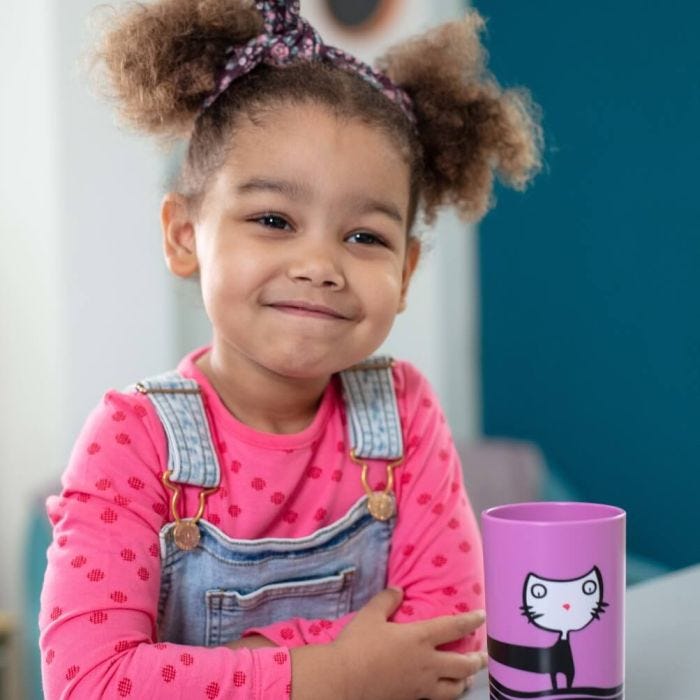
[290,642,351,700]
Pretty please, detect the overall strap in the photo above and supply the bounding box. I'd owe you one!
[339,356,404,460]
[134,372,220,488]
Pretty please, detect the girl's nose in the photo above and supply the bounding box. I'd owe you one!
[287,241,345,289]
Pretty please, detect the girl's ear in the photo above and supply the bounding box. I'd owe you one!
[398,238,421,314]
[161,193,199,277]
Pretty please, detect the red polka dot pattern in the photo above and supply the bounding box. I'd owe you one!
[233,670,246,687]
[137,567,150,581]
[205,681,220,698]
[128,476,145,490]
[87,568,105,582]
[87,442,101,455]
[111,591,128,603]
[45,649,55,664]
[100,507,118,524]
[115,433,131,445]
[120,548,136,562]
[161,664,176,682]
[251,477,266,491]
[280,627,295,640]
[273,652,288,665]
[432,554,447,568]
[65,665,80,681]
[180,652,194,666]
[117,677,132,696]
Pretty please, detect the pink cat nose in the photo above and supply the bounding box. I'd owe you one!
[562,603,571,610]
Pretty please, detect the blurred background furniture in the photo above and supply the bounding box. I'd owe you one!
[0,611,18,700]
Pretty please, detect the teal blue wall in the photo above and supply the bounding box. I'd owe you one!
[477,1,700,569]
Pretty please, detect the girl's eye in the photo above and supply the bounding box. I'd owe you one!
[346,231,387,246]
[255,214,291,230]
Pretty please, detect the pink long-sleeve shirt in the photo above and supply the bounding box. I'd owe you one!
[40,347,485,699]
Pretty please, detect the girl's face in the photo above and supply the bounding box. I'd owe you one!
[163,102,419,381]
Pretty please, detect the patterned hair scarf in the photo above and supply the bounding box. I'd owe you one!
[202,0,416,124]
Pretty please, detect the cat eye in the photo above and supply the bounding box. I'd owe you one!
[582,580,598,595]
[531,583,547,598]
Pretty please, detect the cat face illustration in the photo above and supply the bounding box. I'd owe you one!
[520,566,608,638]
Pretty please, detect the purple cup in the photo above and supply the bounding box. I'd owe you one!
[481,502,625,700]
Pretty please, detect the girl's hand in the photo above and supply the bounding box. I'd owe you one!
[223,634,277,650]
[289,587,485,700]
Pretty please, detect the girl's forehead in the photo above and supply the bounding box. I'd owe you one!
[233,102,405,161]
[216,103,411,206]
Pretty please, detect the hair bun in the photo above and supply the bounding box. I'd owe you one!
[92,0,263,138]
[377,11,543,222]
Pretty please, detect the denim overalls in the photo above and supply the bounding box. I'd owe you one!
[135,356,404,646]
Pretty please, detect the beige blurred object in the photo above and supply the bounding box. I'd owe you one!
[459,439,546,521]
[0,611,20,700]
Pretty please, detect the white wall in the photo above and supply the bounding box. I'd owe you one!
[1,0,173,618]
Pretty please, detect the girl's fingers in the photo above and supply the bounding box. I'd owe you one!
[420,610,486,646]
[434,650,488,681]
[433,677,469,700]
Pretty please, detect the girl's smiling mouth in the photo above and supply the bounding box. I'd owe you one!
[267,300,350,320]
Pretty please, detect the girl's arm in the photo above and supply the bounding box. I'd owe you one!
[39,392,291,699]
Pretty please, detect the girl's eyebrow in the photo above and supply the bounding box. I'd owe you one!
[237,177,311,201]
[237,177,404,225]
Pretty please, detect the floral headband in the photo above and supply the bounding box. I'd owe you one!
[202,0,416,124]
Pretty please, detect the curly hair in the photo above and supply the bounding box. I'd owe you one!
[93,0,543,229]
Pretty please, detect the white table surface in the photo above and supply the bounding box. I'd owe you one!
[463,563,700,699]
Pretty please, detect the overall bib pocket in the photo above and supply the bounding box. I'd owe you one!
[205,567,356,646]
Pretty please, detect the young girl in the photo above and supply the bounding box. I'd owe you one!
[39,1,541,698]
